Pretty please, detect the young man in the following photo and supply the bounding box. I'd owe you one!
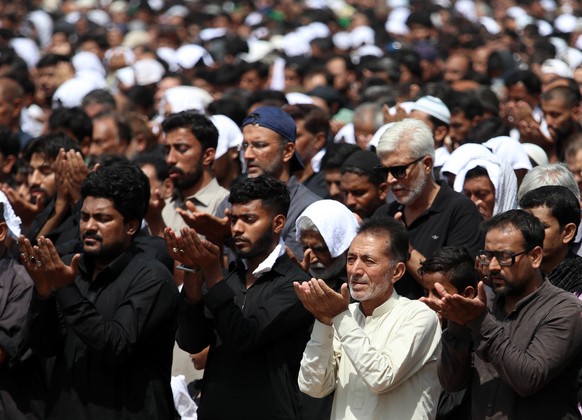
[423,210,582,419]
[20,163,179,419]
[167,175,314,419]
[296,218,441,419]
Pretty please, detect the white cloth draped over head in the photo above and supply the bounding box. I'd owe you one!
[160,85,213,116]
[443,143,518,216]
[484,136,532,171]
[295,200,359,258]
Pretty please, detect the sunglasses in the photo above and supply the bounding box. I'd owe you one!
[374,156,425,180]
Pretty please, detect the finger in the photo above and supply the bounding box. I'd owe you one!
[340,282,350,304]
[394,212,403,222]
[434,282,451,299]
[69,253,81,276]
[477,281,487,303]
[184,200,198,213]
[163,227,180,254]
[200,238,221,256]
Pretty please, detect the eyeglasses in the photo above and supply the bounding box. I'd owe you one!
[477,249,532,266]
[374,156,425,180]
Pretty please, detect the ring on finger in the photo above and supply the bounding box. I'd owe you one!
[29,255,36,263]
[36,260,42,267]
[172,247,179,253]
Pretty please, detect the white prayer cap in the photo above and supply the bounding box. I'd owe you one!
[52,78,101,108]
[455,0,477,22]
[72,51,105,77]
[115,66,135,88]
[411,96,451,125]
[296,200,359,258]
[0,191,21,239]
[537,20,554,37]
[479,16,501,35]
[350,26,375,48]
[176,44,214,69]
[133,58,165,86]
[109,1,128,13]
[554,14,578,33]
[156,47,178,72]
[122,30,150,48]
[351,45,383,64]
[87,10,110,27]
[285,92,315,105]
[105,46,136,68]
[521,143,549,167]
[282,32,311,57]
[161,86,212,115]
[238,40,274,63]
[332,31,351,51]
[541,58,573,78]
[200,28,227,42]
[9,38,40,69]
[210,114,243,160]
[164,5,189,18]
[244,12,263,27]
[368,122,395,150]
[484,136,532,171]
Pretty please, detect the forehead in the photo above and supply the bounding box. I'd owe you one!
[349,232,388,257]
[485,226,524,249]
[81,196,118,214]
[379,146,413,165]
[300,229,326,245]
[409,110,434,129]
[165,127,200,145]
[231,199,272,217]
[29,152,51,166]
[524,205,555,223]
[243,124,282,142]
[93,116,117,132]
[421,271,455,290]
[341,172,375,189]
[463,175,494,190]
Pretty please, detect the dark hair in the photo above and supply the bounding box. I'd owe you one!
[484,209,544,250]
[321,143,359,171]
[282,104,329,137]
[541,84,581,109]
[93,111,132,145]
[0,126,20,158]
[229,175,290,218]
[133,152,169,182]
[357,217,409,263]
[24,132,81,162]
[419,246,479,293]
[519,185,580,240]
[81,162,148,224]
[504,69,542,95]
[82,88,116,111]
[48,106,93,143]
[161,111,219,150]
[36,53,71,69]
[445,91,484,119]
[464,165,490,181]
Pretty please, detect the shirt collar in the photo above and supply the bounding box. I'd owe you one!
[241,237,286,278]
[182,178,222,208]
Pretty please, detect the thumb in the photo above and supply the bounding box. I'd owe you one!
[394,212,403,222]
[477,281,487,303]
[184,200,198,212]
[301,249,312,272]
[70,253,81,275]
[340,282,350,304]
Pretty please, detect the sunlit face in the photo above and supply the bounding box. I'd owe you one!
[449,111,473,146]
[346,232,399,312]
[541,97,578,142]
[28,152,57,205]
[523,206,569,268]
[340,172,386,220]
[300,229,345,280]
[463,175,495,220]
[324,169,342,201]
[379,147,430,206]
[443,55,470,83]
[164,128,205,192]
[90,116,125,157]
[80,196,135,264]
[507,82,538,108]
[230,199,280,260]
[242,125,288,179]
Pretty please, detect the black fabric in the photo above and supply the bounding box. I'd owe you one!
[177,253,314,420]
[373,181,484,299]
[547,252,582,294]
[28,245,179,420]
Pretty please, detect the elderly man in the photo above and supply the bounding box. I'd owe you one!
[296,199,359,289]
[422,209,582,419]
[296,218,441,419]
[373,118,483,299]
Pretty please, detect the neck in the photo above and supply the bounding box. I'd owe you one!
[181,170,213,198]
[504,270,544,313]
[278,167,291,183]
[295,162,314,184]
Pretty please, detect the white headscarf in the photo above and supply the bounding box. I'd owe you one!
[160,86,213,116]
[295,200,359,258]
[484,136,532,171]
[446,143,518,216]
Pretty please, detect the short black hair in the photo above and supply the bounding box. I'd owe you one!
[321,143,359,171]
[81,162,148,224]
[161,111,219,151]
[485,209,544,250]
[504,69,542,95]
[133,152,169,182]
[82,88,116,110]
[357,217,409,264]
[419,247,479,293]
[229,175,290,218]
[36,53,71,69]
[464,165,489,181]
[519,185,580,239]
[24,132,81,162]
[0,126,20,158]
[93,111,132,145]
[48,106,93,143]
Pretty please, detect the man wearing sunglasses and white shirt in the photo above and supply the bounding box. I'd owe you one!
[421,209,582,420]
[372,118,483,299]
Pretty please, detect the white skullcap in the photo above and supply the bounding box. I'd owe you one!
[0,191,21,239]
[554,14,578,33]
[282,32,311,57]
[156,47,178,72]
[350,26,375,48]
[286,92,315,105]
[105,46,136,67]
[239,40,274,63]
[332,32,351,51]
[161,85,213,115]
[351,45,384,64]
[540,58,573,78]
[133,58,165,86]
[479,16,501,35]
[411,96,451,125]
[484,136,532,171]
[52,77,104,108]
[521,143,549,167]
[72,51,105,77]
[296,200,359,258]
[87,10,110,27]
[176,44,214,69]
[368,122,395,150]
[122,30,150,48]
[200,27,227,42]
[115,66,135,87]
[9,38,40,69]
[210,114,243,159]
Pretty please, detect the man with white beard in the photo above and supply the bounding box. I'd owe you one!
[372,118,483,299]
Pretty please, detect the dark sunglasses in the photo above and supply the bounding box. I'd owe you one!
[373,156,424,180]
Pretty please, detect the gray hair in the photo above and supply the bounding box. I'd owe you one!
[353,102,383,131]
[518,163,581,201]
[297,216,319,234]
[376,118,435,161]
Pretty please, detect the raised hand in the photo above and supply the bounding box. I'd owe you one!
[294,279,350,325]
[18,235,50,297]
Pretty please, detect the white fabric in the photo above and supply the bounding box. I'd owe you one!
[434,146,450,168]
[176,44,214,69]
[299,292,441,420]
[170,375,198,420]
[72,51,106,77]
[0,191,21,239]
[334,123,355,145]
[134,58,165,86]
[286,92,315,105]
[9,38,40,69]
[521,143,548,167]
[52,76,106,108]
[448,143,518,216]
[249,237,286,278]
[311,148,326,173]
[161,86,213,115]
[368,123,395,150]
[210,114,243,159]
[295,199,359,258]
[484,136,532,171]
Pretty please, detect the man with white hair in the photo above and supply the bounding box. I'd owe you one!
[373,118,483,299]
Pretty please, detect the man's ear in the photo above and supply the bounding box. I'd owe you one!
[462,285,475,298]
[390,261,406,284]
[202,148,216,166]
[562,222,577,245]
[273,214,286,234]
[313,132,327,151]
[530,245,543,268]
[281,142,295,164]
[0,222,7,242]
[433,126,448,145]
[125,219,140,236]
[1,154,16,176]
[378,182,389,201]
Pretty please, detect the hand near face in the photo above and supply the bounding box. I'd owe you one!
[164,227,221,270]
[63,149,89,203]
[2,183,44,226]
[176,201,231,243]
[18,235,50,297]
[420,281,487,325]
[294,279,350,325]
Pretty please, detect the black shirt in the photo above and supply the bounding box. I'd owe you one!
[177,253,314,420]
[373,181,484,299]
[28,245,179,420]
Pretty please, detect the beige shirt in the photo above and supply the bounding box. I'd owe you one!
[162,177,229,233]
[299,292,442,420]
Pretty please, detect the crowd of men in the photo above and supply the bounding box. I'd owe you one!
[0,0,581,419]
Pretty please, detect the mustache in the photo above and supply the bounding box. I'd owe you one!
[82,233,103,242]
[169,166,184,175]
[233,235,249,243]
